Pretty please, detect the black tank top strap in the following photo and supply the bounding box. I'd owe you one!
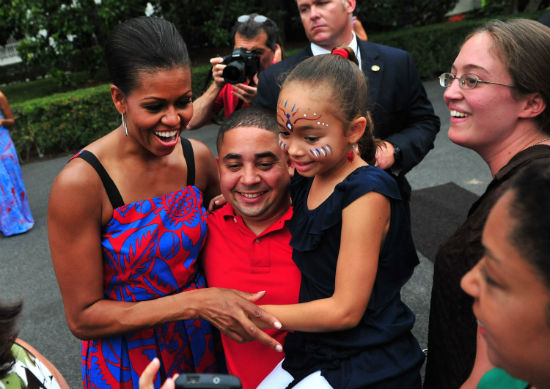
[76,150,125,209]
[181,137,195,186]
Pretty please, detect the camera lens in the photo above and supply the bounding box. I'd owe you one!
[223,61,247,84]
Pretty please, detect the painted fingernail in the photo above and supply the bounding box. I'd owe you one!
[276,344,283,352]
[274,321,282,329]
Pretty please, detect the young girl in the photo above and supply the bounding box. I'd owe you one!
[257,48,424,388]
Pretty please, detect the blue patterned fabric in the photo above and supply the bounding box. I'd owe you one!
[0,112,34,236]
[80,183,223,389]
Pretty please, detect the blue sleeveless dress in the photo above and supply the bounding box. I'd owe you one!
[74,139,224,389]
[0,111,34,236]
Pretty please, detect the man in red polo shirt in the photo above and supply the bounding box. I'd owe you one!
[202,107,301,389]
[187,14,283,130]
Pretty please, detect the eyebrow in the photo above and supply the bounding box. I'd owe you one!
[483,245,501,264]
[142,90,192,101]
[451,64,489,74]
[255,152,278,159]
[222,153,242,162]
[222,151,278,162]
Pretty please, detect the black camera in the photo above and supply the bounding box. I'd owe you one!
[222,48,260,85]
[175,373,242,389]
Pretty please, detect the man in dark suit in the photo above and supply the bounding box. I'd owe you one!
[254,0,440,198]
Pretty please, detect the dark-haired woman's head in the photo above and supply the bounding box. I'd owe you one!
[0,301,23,379]
[107,17,194,156]
[105,16,190,95]
[461,161,550,388]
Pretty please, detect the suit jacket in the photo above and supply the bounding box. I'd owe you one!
[254,40,440,184]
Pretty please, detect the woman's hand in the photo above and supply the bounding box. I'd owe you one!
[194,288,283,352]
[208,193,227,211]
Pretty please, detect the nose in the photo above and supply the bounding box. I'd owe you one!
[162,106,181,127]
[241,165,261,185]
[286,138,304,159]
[310,5,320,19]
[460,262,480,298]
[443,76,463,102]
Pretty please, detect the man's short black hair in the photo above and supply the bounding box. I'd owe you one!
[217,107,278,153]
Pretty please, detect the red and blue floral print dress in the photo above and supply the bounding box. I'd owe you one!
[73,138,223,389]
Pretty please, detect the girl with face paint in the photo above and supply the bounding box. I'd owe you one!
[257,48,424,389]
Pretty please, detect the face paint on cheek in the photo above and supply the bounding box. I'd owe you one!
[309,144,333,159]
[277,98,324,132]
[279,139,287,150]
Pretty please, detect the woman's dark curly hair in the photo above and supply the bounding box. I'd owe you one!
[0,300,23,379]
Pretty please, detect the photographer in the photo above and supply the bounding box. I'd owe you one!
[187,14,283,130]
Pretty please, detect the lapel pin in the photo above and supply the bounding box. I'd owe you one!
[371,65,380,72]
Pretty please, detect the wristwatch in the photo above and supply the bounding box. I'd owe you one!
[392,144,402,166]
[389,142,402,176]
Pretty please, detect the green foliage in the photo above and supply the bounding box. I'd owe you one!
[368,10,545,79]
[8,63,215,161]
[6,9,545,162]
[355,0,460,30]
[10,84,119,160]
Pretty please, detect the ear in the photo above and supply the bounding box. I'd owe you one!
[273,44,283,63]
[345,0,356,14]
[110,85,127,115]
[518,92,546,120]
[347,116,367,144]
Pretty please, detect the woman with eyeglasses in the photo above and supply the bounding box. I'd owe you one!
[424,18,550,389]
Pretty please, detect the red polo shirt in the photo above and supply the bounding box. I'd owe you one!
[202,203,300,389]
[214,83,251,118]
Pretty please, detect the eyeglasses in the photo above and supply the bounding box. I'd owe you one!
[439,72,515,90]
[237,14,268,24]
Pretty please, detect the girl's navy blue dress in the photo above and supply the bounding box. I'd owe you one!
[283,166,424,388]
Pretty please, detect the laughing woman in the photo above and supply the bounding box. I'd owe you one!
[48,17,281,389]
[424,19,550,388]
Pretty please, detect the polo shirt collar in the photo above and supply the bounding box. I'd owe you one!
[310,32,362,70]
[220,203,293,237]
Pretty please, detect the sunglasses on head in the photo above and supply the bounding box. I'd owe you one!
[237,14,268,24]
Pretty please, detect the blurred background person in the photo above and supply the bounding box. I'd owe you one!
[0,89,34,237]
[0,300,68,388]
[187,13,283,130]
[425,18,550,389]
[352,14,368,41]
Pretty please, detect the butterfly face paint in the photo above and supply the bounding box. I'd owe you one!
[277,99,329,132]
[309,144,333,159]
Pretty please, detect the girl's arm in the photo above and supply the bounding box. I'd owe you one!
[262,191,390,332]
[48,161,280,350]
[0,91,15,128]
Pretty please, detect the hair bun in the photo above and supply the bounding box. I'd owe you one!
[331,48,350,59]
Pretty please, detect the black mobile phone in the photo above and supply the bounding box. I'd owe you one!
[174,373,242,389]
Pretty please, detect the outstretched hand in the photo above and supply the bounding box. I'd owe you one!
[198,288,283,352]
